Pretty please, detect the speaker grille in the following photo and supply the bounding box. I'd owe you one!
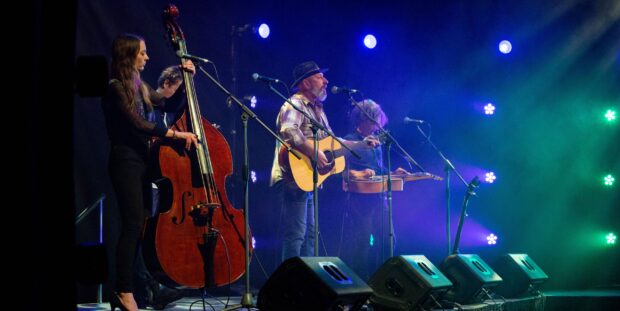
[439,254,503,304]
[369,255,452,310]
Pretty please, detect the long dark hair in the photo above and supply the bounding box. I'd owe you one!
[110,33,152,109]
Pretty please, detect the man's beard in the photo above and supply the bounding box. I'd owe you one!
[311,87,327,102]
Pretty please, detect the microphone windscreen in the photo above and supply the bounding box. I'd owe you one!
[330,86,339,94]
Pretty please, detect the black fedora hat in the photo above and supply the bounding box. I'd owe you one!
[290,61,329,90]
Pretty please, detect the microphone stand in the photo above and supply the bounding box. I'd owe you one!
[414,125,469,255]
[346,93,426,258]
[228,24,256,208]
[266,84,360,256]
[228,24,244,207]
[195,65,300,310]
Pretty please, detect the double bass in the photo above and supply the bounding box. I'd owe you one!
[143,4,250,289]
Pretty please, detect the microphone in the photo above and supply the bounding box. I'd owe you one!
[252,73,281,83]
[331,85,359,94]
[176,50,210,63]
[404,116,425,124]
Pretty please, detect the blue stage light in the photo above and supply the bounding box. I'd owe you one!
[258,23,270,39]
[499,40,512,54]
[364,34,377,49]
[484,103,496,115]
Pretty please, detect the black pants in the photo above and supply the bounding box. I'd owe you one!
[109,145,150,293]
[341,192,385,281]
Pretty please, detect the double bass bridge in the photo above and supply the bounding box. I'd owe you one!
[189,202,221,227]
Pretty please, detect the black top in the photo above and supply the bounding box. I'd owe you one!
[151,87,187,128]
[102,79,168,155]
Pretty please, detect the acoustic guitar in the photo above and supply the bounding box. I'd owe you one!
[278,136,345,191]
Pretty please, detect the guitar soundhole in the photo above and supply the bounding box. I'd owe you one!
[324,150,334,162]
[318,163,334,174]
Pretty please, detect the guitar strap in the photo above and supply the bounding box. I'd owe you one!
[310,103,328,139]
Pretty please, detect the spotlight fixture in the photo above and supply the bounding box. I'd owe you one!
[243,95,258,108]
[233,23,270,39]
[484,103,495,115]
[603,174,615,186]
[605,109,616,122]
[486,234,498,245]
[484,172,496,183]
[363,34,377,49]
[498,40,512,54]
[606,233,616,245]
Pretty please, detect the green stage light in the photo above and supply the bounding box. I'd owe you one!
[603,174,615,186]
[606,233,616,245]
[604,109,616,122]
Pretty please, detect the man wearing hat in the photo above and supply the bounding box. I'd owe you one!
[270,61,378,261]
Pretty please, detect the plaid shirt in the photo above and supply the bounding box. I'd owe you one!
[270,93,333,186]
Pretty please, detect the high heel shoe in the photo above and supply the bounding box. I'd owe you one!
[109,292,138,311]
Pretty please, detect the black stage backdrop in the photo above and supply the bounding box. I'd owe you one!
[60,0,620,304]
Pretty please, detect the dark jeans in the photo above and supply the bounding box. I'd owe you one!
[109,145,150,293]
[341,192,385,281]
[274,179,315,261]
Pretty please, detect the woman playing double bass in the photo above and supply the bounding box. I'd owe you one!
[101,33,197,311]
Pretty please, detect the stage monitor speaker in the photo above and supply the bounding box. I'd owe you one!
[493,253,548,298]
[368,255,453,311]
[439,254,502,304]
[257,256,373,311]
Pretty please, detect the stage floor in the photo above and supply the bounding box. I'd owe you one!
[76,289,620,311]
[77,296,260,310]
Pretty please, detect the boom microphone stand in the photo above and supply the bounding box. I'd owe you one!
[194,64,300,310]
[228,24,255,207]
[414,124,470,255]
